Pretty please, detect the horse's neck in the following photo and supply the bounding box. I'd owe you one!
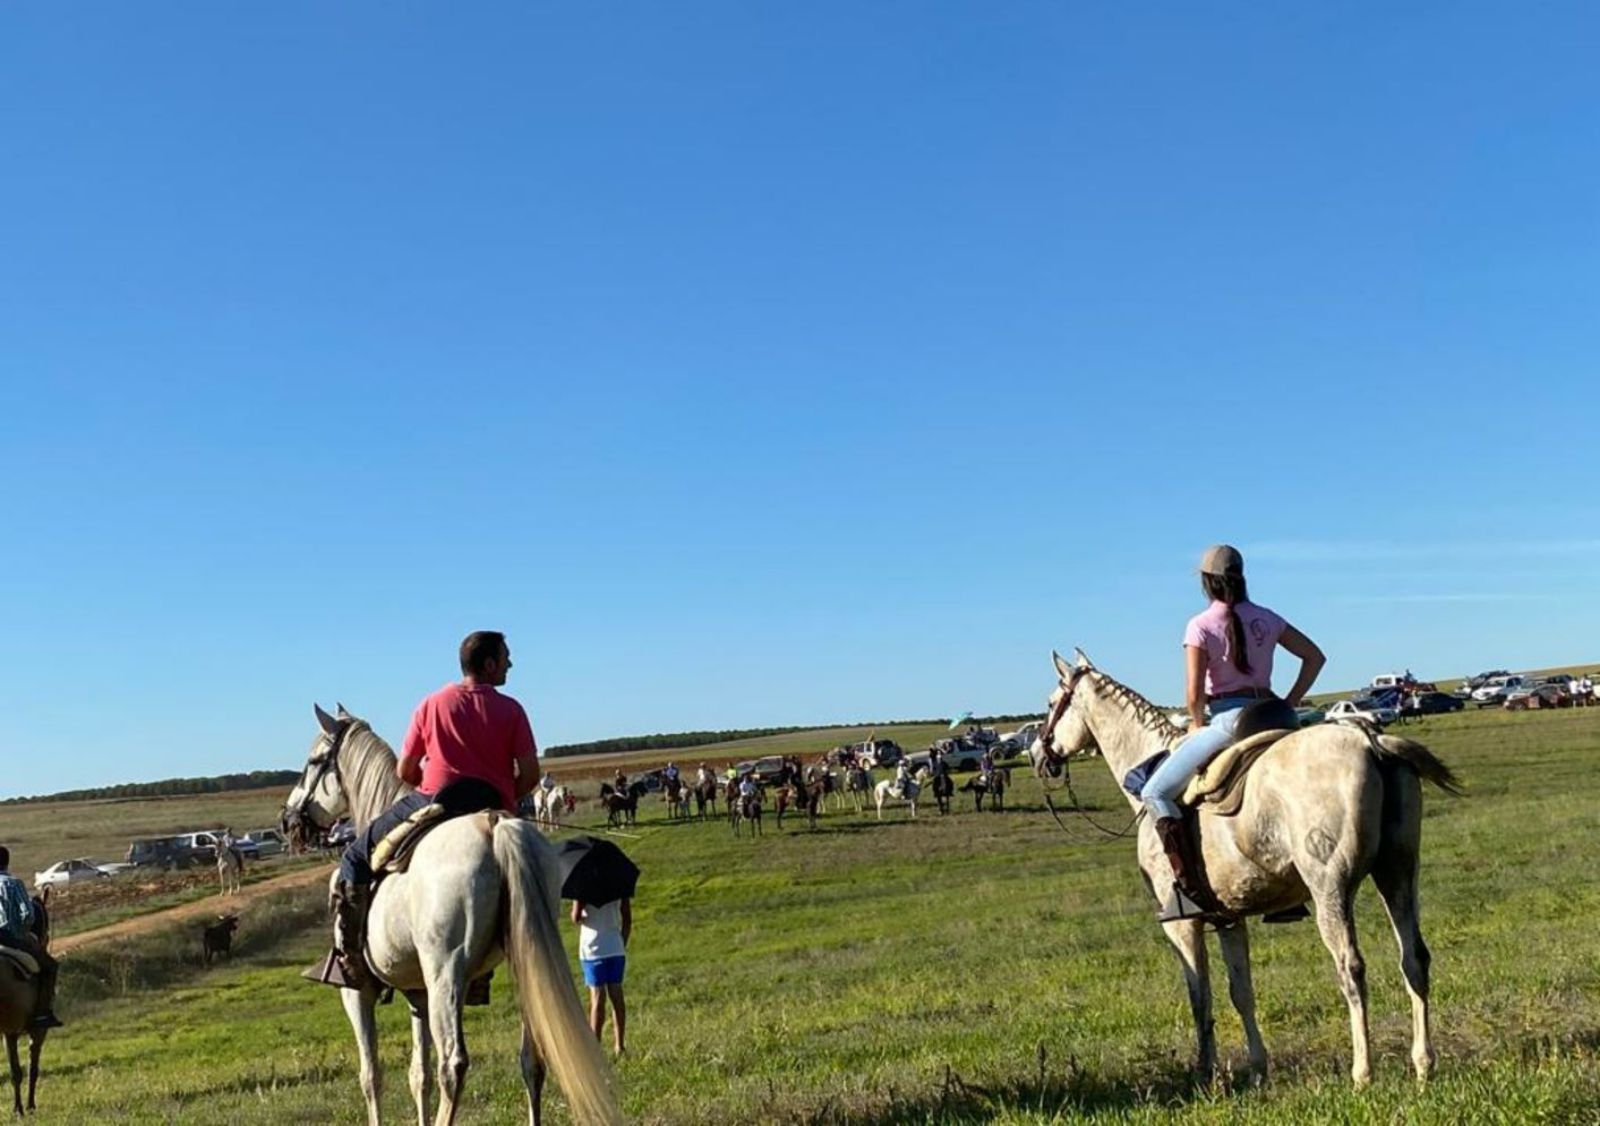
[342,727,410,833]
[1083,683,1175,807]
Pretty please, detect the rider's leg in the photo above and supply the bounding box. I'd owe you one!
[1142,707,1245,920]
[311,792,431,987]
[16,938,60,1029]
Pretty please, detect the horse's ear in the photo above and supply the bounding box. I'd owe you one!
[1052,650,1073,681]
[314,703,341,735]
[335,702,351,719]
[1073,648,1094,669]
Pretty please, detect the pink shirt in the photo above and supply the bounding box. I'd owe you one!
[400,682,537,812]
[1183,600,1287,698]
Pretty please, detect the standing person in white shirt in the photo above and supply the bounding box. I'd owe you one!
[571,895,632,1056]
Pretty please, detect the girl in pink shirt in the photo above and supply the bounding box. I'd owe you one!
[1139,544,1325,921]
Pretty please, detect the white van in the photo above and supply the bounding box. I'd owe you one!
[1370,673,1407,690]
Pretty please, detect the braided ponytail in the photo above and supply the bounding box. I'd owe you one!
[1202,571,1253,674]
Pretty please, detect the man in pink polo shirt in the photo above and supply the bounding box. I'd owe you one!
[316,630,539,989]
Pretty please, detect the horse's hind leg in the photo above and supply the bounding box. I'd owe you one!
[1371,780,1435,1081]
[519,1020,546,1126]
[1215,924,1268,1082]
[408,1003,433,1126]
[1310,885,1372,1087]
[427,967,470,1126]
[1159,918,1216,1080]
[339,986,385,1126]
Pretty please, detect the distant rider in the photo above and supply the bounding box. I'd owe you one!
[0,845,61,1028]
[894,759,913,798]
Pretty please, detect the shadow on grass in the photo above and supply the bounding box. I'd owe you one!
[797,1050,1231,1125]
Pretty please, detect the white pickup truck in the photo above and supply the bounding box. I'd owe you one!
[1471,675,1528,707]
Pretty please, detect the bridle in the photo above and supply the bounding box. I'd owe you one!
[285,719,356,838]
[1040,665,1143,841]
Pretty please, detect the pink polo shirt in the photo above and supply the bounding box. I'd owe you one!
[1183,600,1287,698]
[400,682,537,812]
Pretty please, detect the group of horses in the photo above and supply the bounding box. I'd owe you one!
[8,648,1458,1124]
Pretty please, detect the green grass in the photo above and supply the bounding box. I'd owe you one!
[25,706,1600,1122]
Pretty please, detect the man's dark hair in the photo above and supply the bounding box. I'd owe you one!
[459,631,508,677]
[0,846,10,869]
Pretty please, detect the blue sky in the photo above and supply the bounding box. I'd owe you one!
[2,3,1596,797]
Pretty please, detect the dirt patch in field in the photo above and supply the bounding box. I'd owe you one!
[52,862,334,955]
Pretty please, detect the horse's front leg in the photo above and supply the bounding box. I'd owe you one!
[6,1032,23,1116]
[519,1020,546,1126]
[1160,917,1216,1081]
[408,999,433,1126]
[340,984,385,1126]
[1215,923,1268,1082]
[25,1029,44,1112]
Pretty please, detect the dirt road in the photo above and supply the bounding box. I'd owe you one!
[53,862,334,955]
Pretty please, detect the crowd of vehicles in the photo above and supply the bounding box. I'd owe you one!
[32,826,293,890]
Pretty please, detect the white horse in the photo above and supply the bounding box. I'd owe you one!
[1041,650,1460,1087]
[216,843,243,896]
[529,786,569,832]
[284,705,619,1126]
[872,769,925,820]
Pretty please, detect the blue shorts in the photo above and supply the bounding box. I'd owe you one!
[581,955,626,987]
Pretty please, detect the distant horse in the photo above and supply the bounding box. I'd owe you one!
[733,790,763,838]
[662,777,691,821]
[790,774,825,830]
[284,705,619,1126]
[217,841,244,895]
[873,771,925,820]
[1043,650,1460,1086]
[530,785,570,831]
[598,781,648,828]
[723,779,740,825]
[845,766,873,814]
[0,890,51,1115]
[929,765,955,815]
[693,778,718,821]
[960,770,1006,812]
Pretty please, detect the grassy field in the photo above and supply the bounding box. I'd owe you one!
[21,704,1600,1122]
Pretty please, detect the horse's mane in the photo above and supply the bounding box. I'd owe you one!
[342,721,411,832]
[1087,669,1186,744]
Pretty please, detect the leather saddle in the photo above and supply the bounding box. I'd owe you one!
[0,945,40,979]
[1180,698,1302,817]
[371,778,505,879]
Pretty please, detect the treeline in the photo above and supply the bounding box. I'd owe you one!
[5,713,1053,803]
[0,770,302,806]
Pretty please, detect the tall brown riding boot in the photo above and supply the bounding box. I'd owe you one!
[1153,815,1233,924]
[30,949,63,1029]
[303,881,374,989]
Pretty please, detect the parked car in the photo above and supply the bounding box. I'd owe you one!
[1540,674,1576,689]
[126,835,209,870]
[731,756,788,785]
[1456,669,1511,698]
[1370,673,1408,690]
[996,722,1042,755]
[854,740,903,769]
[323,820,356,849]
[243,828,287,858]
[1294,705,1327,726]
[1408,691,1465,716]
[1471,675,1528,707]
[1325,699,1397,726]
[34,858,117,890]
[1505,683,1569,710]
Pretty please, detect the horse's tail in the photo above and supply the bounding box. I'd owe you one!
[492,818,622,1126]
[1373,733,1465,796]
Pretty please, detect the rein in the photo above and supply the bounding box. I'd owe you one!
[287,719,357,837]
[1040,667,1145,842]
